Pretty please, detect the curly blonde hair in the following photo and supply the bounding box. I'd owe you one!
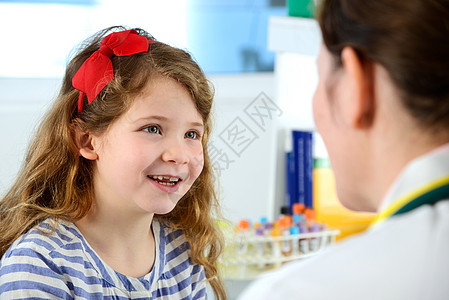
[0,26,226,299]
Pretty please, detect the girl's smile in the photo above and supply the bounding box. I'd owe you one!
[147,175,182,193]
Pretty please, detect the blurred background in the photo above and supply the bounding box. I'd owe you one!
[0,0,375,298]
[0,0,285,76]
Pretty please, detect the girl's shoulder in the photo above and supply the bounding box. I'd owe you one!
[2,218,81,262]
[0,218,86,293]
[0,219,99,297]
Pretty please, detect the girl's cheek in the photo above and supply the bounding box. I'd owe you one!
[192,151,204,177]
[195,153,205,173]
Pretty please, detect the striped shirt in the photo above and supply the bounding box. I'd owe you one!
[0,218,207,299]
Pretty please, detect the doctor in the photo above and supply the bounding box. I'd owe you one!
[239,0,449,299]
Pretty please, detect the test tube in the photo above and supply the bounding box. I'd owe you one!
[237,219,250,255]
[290,225,300,256]
[263,221,273,258]
[237,219,250,277]
[299,224,309,254]
[271,221,282,268]
[309,223,321,252]
[279,216,292,257]
[304,208,316,225]
[255,226,265,268]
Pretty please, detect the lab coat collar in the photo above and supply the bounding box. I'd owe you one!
[374,142,449,226]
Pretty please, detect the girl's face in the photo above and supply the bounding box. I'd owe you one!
[92,75,204,216]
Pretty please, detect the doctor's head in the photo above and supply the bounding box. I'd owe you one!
[313,0,449,211]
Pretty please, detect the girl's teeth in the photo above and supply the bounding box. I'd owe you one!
[160,182,175,186]
[149,175,179,185]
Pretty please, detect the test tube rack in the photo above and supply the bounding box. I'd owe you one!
[220,228,340,279]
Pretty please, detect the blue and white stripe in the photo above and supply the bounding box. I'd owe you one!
[0,218,206,299]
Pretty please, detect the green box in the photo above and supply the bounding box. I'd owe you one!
[288,0,315,18]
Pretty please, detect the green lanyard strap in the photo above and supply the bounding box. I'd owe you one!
[393,182,449,216]
[373,175,449,226]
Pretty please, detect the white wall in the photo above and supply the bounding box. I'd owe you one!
[208,73,278,223]
[0,78,61,194]
[0,74,278,224]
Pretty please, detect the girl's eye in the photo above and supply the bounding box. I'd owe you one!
[185,131,200,140]
[144,125,161,134]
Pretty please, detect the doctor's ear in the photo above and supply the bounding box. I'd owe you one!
[339,46,375,129]
[70,119,99,161]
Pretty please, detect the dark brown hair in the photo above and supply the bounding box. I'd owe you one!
[0,26,226,299]
[317,0,449,133]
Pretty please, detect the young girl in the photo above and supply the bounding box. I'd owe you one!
[0,26,226,299]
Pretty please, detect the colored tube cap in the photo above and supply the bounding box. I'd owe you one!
[238,219,250,230]
[290,226,300,235]
[293,203,305,215]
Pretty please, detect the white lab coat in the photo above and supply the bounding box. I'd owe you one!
[238,144,449,300]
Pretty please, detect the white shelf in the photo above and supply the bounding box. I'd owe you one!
[268,16,321,56]
[267,15,323,241]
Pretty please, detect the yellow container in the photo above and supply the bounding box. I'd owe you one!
[313,159,376,241]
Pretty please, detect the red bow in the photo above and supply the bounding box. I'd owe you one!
[72,29,156,112]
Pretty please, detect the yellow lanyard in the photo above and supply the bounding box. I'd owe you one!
[372,175,449,226]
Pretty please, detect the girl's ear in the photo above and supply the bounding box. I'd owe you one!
[339,46,375,129]
[70,120,98,160]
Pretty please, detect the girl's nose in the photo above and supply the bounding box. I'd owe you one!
[161,138,189,165]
